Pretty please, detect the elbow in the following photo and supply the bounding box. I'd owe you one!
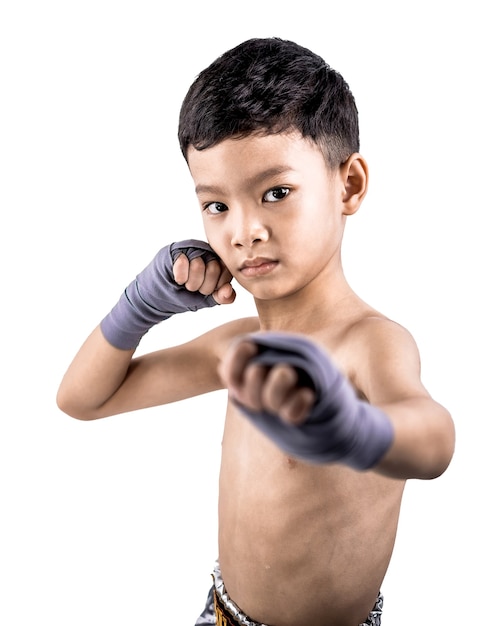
[385,401,456,480]
[377,412,456,481]
[56,388,101,421]
[416,414,456,480]
[429,421,456,480]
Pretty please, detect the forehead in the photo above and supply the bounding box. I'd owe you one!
[187,131,329,191]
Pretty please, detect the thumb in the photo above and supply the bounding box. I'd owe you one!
[213,281,236,305]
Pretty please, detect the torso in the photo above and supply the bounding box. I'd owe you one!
[213,306,407,626]
[218,408,404,626]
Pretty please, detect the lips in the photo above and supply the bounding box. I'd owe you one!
[239,257,278,277]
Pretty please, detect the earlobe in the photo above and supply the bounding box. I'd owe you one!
[340,153,368,216]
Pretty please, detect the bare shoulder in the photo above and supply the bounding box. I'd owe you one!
[347,313,419,355]
[338,313,426,404]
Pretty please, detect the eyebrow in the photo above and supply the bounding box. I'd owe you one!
[195,165,294,196]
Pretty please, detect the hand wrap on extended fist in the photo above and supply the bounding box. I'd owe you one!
[232,332,394,470]
[101,240,220,350]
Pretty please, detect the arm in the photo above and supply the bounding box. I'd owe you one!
[57,324,238,420]
[56,240,236,420]
[219,322,455,480]
[350,318,455,480]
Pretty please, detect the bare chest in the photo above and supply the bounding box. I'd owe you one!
[216,408,404,625]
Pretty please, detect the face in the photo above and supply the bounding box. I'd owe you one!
[187,131,349,303]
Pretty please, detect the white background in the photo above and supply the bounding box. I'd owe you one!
[1,1,476,624]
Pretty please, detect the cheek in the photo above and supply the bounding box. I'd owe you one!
[202,221,227,256]
[201,214,215,241]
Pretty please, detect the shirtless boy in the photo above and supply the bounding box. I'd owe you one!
[57,38,455,626]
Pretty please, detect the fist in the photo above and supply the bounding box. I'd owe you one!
[219,335,316,425]
[173,248,236,305]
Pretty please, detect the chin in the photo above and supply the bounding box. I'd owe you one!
[249,285,298,302]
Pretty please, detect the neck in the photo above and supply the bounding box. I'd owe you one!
[253,268,359,334]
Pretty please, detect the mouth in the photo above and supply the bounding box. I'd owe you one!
[239,257,279,277]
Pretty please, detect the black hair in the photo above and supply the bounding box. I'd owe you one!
[178,37,360,169]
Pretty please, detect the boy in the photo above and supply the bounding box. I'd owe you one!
[57,38,455,626]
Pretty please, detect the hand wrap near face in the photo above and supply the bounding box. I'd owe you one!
[100,240,219,350]
[234,332,394,470]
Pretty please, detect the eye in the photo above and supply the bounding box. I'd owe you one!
[204,201,228,215]
[263,186,290,203]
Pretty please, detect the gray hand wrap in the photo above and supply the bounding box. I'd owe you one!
[100,239,219,350]
[234,332,394,470]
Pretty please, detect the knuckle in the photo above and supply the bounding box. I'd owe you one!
[189,256,205,274]
[173,254,188,284]
[206,258,221,275]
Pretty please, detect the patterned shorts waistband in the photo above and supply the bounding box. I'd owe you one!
[214,588,244,626]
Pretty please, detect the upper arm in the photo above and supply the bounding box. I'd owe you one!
[95,316,260,418]
[348,318,455,479]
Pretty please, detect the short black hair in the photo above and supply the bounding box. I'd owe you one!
[178,37,360,169]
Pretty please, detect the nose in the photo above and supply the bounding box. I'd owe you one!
[230,207,270,248]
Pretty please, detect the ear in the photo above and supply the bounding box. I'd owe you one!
[339,153,368,216]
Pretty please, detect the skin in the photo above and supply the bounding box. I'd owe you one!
[57,131,455,626]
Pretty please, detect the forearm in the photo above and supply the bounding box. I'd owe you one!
[57,325,135,420]
[57,239,234,420]
[222,332,455,478]
[374,397,455,480]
